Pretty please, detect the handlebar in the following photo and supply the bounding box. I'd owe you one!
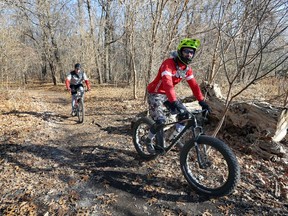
[66,89,90,94]
[163,109,209,128]
[190,109,205,115]
[190,109,209,117]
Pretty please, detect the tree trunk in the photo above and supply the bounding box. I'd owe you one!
[86,0,102,84]
[146,0,168,84]
[77,0,85,62]
[208,32,220,84]
[103,0,113,83]
[49,62,57,85]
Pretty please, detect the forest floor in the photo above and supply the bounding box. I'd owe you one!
[0,83,287,216]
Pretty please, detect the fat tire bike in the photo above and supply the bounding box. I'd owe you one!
[132,108,240,197]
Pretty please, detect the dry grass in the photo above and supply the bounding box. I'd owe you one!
[0,88,33,112]
[1,77,286,113]
[220,77,287,105]
[1,79,285,146]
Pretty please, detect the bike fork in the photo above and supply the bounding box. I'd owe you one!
[194,139,209,169]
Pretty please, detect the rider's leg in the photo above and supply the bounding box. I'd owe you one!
[70,86,77,116]
[74,85,84,104]
[146,93,167,154]
[175,100,188,132]
[71,94,76,107]
[71,93,77,115]
[147,119,165,139]
[78,85,84,98]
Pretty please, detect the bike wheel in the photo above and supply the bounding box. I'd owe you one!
[77,98,85,123]
[180,135,240,197]
[132,117,158,160]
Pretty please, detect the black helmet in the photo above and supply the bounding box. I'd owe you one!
[74,63,81,69]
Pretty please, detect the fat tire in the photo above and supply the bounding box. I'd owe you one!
[180,135,240,197]
[132,117,158,160]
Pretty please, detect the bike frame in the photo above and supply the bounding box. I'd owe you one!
[154,110,207,154]
[73,89,86,123]
[73,89,86,110]
[75,91,83,105]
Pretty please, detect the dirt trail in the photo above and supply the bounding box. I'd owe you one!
[0,85,287,215]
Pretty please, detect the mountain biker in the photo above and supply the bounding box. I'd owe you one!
[65,63,91,116]
[146,38,211,154]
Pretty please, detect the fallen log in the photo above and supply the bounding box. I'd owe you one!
[200,83,287,161]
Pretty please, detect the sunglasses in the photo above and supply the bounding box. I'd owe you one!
[182,49,195,55]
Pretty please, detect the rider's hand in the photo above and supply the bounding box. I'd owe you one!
[171,101,189,120]
[169,100,181,114]
[178,111,189,121]
[87,88,91,91]
[199,100,211,113]
[67,88,71,92]
[170,100,186,114]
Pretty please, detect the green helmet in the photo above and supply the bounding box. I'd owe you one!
[177,38,200,65]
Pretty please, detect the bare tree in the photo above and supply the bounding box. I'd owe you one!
[123,0,138,98]
[1,0,287,94]
[86,0,102,84]
[211,0,288,136]
[162,0,189,55]
[5,0,69,85]
[77,0,85,62]
[98,0,113,83]
[146,0,169,84]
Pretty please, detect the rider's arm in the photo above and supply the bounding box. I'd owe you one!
[186,69,204,102]
[162,72,177,102]
[83,73,91,90]
[65,74,71,90]
[85,80,91,90]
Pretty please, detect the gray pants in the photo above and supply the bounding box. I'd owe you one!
[147,93,168,124]
[148,91,188,122]
[147,93,186,143]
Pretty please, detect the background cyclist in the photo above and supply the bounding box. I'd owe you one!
[65,63,91,116]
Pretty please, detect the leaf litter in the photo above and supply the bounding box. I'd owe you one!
[0,84,287,215]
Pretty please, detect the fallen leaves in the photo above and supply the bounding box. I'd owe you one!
[147,197,158,205]
[96,193,118,205]
[217,203,235,215]
[0,85,287,215]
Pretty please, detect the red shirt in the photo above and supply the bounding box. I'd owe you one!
[147,58,204,102]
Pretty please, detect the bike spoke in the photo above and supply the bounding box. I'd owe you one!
[136,124,150,151]
[186,143,229,189]
[133,117,159,160]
